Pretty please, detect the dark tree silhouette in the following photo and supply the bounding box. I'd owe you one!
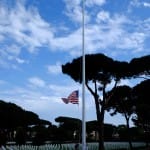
[0,100,51,129]
[129,55,150,79]
[0,100,51,144]
[0,129,7,147]
[15,126,26,145]
[132,79,150,146]
[32,125,48,145]
[55,116,81,142]
[86,120,116,141]
[62,53,129,150]
[106,86,134,149]
[62,53,150,150]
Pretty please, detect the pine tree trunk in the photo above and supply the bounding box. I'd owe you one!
[86,82,105,150]
[126,117,133,150]
[97,104,105,150]
[98,117,105,150]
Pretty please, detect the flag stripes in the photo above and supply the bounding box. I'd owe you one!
[61,90,79,104]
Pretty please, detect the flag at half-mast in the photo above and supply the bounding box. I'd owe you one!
[61,90,79,104]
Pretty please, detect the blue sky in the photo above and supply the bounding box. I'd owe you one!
[0,0,150,126]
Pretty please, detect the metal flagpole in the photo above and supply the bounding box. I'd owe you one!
[82,0,86,150]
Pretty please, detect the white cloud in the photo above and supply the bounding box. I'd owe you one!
[63,0,90,24]
[84,14,128,50]
[1,0,149,125]
[48,82,80,97]
[117,32,145,50]
[28,77,46,88]
[96,11,110,23]
[0,80,7,85]
[51,28,82,54]
[51,7,149,57]
[129,0,141,7]
[0,44,28,68]
[63,0,106,24]
[51,11,149,58]
[0,1,55,68]
[0,82,82,123]
[0,0,54,53]
[118,79,134,87]
[0,0,149,69]
[6,45,21,55]
[47,62,62,75]
[86,0,106,7]
[143,2,150,7]
[15,58,27,64]
[129,0,150,9]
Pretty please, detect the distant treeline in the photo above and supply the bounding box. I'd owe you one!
[0,100,148,146]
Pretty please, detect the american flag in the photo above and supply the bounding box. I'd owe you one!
[61,90,79,104]
[61,98,69,104]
